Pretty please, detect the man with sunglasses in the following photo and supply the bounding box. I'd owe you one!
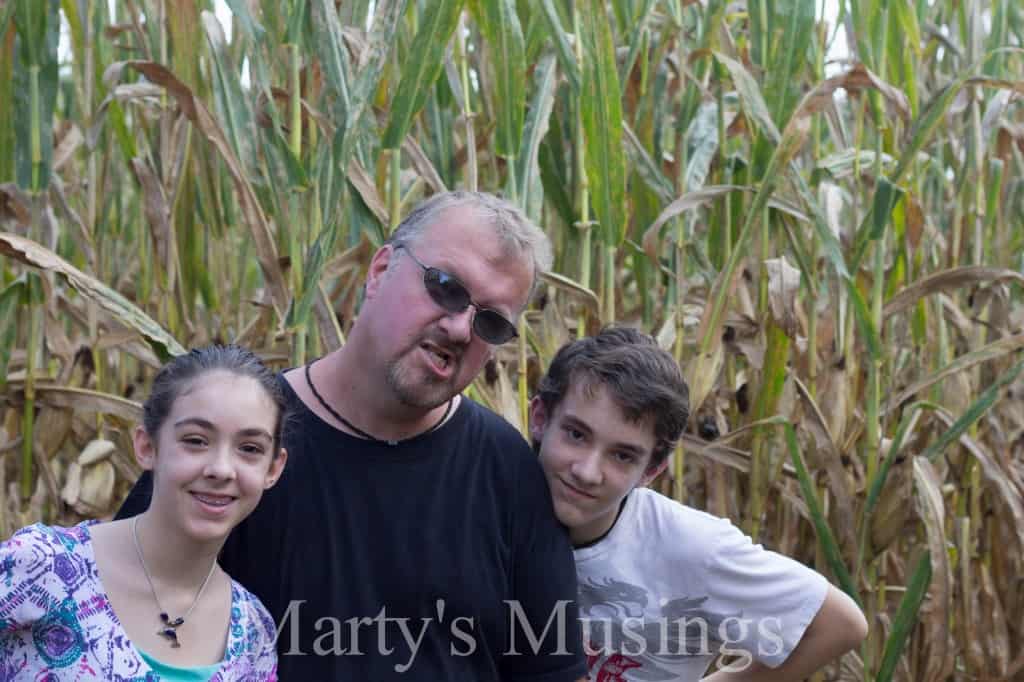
[117,191,588,681]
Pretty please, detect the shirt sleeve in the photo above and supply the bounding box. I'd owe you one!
[253,605,280,680]
[701,518,829,668]
[0,524,59,633]
[502,449,588,682]
[236,583,280,680]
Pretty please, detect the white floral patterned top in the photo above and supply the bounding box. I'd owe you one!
[0,522,277,681]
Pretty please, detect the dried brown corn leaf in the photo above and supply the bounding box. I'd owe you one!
[33,407,72,459]
[912,457,955,682]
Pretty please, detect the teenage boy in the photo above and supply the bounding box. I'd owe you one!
[529,326,867,681]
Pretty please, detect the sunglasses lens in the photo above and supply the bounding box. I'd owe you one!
[420,260,516,344]
[424,268,470,313]
[474,310,517,344]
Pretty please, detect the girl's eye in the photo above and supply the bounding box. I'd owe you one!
[239,443,266,456]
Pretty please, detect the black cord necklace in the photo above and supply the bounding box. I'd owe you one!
[304,361,454,446]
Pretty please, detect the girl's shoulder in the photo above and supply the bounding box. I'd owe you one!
[220,579,279,676]
[1,521,97,572]
[228,579,278,646]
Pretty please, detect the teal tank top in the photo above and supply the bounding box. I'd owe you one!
[137,647,222,682]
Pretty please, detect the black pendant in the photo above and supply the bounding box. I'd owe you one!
[158,627,182,648]
[159,613,185,627]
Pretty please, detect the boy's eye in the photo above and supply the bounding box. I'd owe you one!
[563,426,584,442]
[182,435,207,447]
[612,451,636,464]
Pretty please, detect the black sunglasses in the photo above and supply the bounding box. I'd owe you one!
[394,244,519,345]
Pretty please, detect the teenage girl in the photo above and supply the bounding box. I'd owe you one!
[0,346,288,680]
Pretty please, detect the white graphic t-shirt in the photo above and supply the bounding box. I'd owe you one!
[574,488,828,681]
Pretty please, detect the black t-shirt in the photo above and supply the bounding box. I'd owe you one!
[117,378,586,681]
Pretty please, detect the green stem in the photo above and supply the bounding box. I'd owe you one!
[456,13,476,191]
[573,2,590,337]
[20,294,42,502]
[289,43,302,158]
[389,149,402,233]
[603,244,615,323]
[506,155,518,205]
[29,64,41,192]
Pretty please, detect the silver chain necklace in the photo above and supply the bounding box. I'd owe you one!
[131,516,219,648]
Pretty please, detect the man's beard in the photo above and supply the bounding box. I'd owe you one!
[384,341,465,409]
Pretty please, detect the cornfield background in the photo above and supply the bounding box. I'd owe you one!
[1,0,1023,679]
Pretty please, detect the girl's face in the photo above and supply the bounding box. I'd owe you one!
[134,370,287,543]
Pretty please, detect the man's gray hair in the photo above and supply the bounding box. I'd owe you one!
[387,191,553,293]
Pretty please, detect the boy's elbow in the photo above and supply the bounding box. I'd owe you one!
[826,585,869,652]
[843,603,869,650]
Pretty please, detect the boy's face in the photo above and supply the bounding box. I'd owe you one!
[530,381,664,546]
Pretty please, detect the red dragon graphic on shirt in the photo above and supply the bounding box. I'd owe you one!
[587,649,642,681]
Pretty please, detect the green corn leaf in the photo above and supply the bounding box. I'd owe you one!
[12,0,59,192]
[623,122,674,204]
[619,0,657,89]
[313,0,354,123]
[223,0,266,42]
[538,0,580,92]
[286,222,340,330]
[202,11,255,169]
[0,233,185,360]
[696,113,803,359]
[0,277,27,389]
[764,0,816,124]
[0,2,16,43]
[863,402,935,518]
[847,277,883,362]
[538,135,574,229]
[683,101,720,192]
[382,0,464,149]
[782,422,861,606]
[343,0,409,166]
[850,177,903,267]
[713,51,781,144]
[581,6,626,246]
[0,10,14,182]
[875,552,932,682]
[475,0,526,159]
[920,359,1024,462]
[284,0,308,47]
[516,52,558,214]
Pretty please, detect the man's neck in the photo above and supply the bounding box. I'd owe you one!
[287,347,457,443]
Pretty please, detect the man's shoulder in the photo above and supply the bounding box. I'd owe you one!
[454,396,533,450]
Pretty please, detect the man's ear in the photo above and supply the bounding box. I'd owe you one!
[364,244,396,300]
[265,448,288,489]
[639,458,669,488]
[133,425,157,471]
[528,396,551,446]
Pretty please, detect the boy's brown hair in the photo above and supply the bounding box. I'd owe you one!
[535,326,690,468]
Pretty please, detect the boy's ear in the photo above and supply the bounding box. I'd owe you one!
[133,425,157,471]
[639,458,669,488]
[528,396,550,445]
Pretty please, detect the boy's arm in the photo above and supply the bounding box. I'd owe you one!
[702,585,867,681]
